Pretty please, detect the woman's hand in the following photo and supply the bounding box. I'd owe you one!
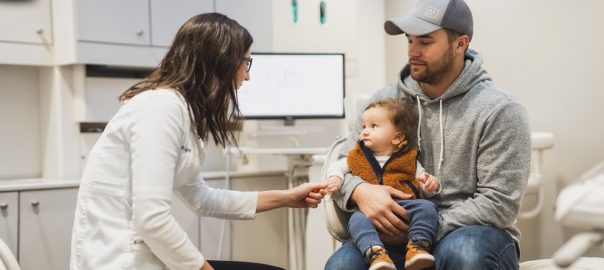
[289,182,329,208]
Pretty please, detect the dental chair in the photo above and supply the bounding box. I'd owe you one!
[519,161,604,270]
[518,132,554,219]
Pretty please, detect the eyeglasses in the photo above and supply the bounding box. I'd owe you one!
[243,57,253,72]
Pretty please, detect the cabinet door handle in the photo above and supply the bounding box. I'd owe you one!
[136,30,144,36]
[36,29,44,35]
[31,201,40,207]
[0,203,7,210]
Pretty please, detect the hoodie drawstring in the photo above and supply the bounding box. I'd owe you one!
[415,94,423,149]
[415,94,445,177]
[437,99,444,176]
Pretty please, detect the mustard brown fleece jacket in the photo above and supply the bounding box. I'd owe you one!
[348,142,422,199]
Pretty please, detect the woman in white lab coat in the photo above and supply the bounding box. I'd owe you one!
[69,13,327,270]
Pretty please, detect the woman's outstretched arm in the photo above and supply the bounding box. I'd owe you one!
[256,182,328,213]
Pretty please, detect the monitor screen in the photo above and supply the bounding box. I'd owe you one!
[237,53,345,119]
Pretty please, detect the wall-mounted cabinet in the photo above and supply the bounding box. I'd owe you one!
[1,0,358,69]
[0,0,53,45]
[77,0,213,47]
[150,0,214,47]
[215,0,275,53]
[0,0,53,65]
[77,0,150,46]
[61,0,214,67]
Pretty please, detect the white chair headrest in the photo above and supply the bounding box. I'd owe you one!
[344,95,371,131]
[531,132,554,150]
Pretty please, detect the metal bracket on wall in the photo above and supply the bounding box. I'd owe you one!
[86,65,152,79]
[79,122,107,133]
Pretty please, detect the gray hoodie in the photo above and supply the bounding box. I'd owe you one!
[333,49,531,245]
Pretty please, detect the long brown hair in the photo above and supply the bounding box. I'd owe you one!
[365,99,418,153]
[120,13,253,147]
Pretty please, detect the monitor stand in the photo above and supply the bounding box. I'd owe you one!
[249,119,323,148]
[258,120,323,135]
[284,117,295,126]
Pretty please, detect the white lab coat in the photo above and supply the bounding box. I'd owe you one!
[70,89,258,270]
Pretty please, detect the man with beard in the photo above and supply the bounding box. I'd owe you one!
[325,0,531,269]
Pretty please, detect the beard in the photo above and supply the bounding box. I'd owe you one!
[410,45,455,85]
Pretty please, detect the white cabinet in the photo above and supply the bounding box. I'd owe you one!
[215,0,275,53]
[0,0,53,44]
[150,0,214,47]
[69,0,214,66]
[72,0,157,66]
[0,188,79,270]
[77,0,214,47]
[0,186,201,270]
[0,0,54,65]
[0,0,361,67]
[77,0,150,46]
[0,176,289,269]
[18,188,78,270]
[0,192,18,259]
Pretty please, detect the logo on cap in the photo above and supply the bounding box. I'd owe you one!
[424,7,439,19]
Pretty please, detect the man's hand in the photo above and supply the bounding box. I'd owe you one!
[350,183,412,238]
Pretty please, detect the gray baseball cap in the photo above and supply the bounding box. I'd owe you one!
[384,0,473,41]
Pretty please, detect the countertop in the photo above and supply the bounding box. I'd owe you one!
[0,170,286,192]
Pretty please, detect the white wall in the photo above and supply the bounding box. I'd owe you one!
[0,66,40,179]
[385,0,604,261]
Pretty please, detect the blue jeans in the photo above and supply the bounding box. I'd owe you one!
[348,199,438,255]
[325,225,519,270]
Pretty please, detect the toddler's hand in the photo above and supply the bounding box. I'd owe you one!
[418,172,440,193]
[326,176,343,194]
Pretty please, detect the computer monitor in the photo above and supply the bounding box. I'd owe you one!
[237,53,345,120]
